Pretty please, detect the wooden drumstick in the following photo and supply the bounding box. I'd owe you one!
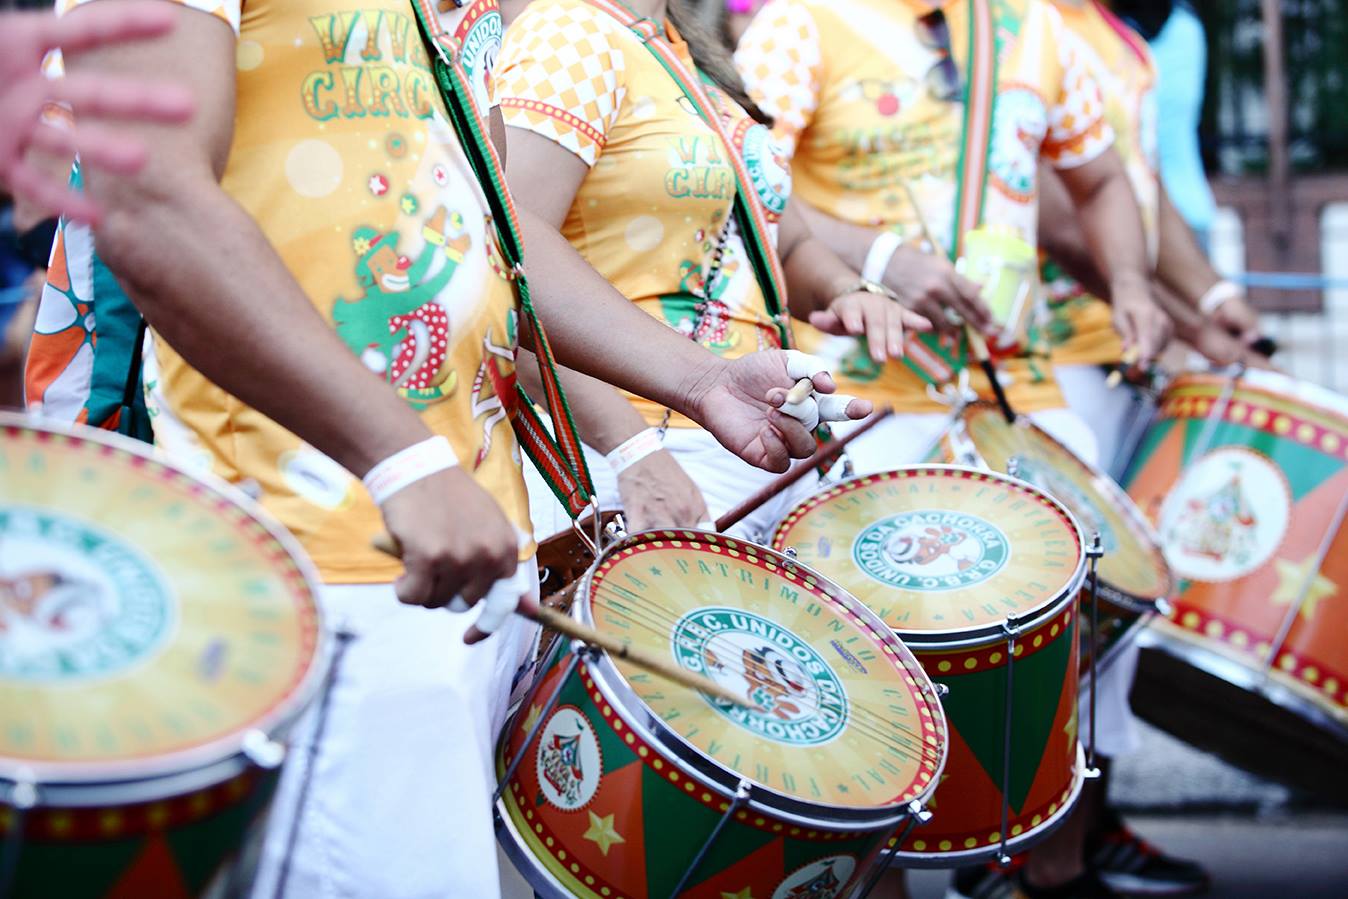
[370,534,755,709]
[785,377,814,405]
[1106,347,1141,389]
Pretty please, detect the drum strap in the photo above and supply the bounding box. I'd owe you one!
[583,0,793,350]
[407,0,596,519]
[901,0,1001,387]
[1094,1,1152,68]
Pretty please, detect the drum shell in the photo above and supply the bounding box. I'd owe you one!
[496,641,905,899]
[2,757,279,898]
[889,592,1084,866]
[1125,370,1348,734]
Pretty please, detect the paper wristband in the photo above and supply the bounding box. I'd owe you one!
[606,428,663,475]
[362,435,460,506]
[1198,280,1244,315]
[862,230,905,284]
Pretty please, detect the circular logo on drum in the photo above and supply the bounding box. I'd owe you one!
[772,854,857,899]
[0,507,173,682]
[535,706,603,811]
[852,510,1010,591]
[1010,454,1117,552]
[1158,447,1290,582]
[671,607,848,747]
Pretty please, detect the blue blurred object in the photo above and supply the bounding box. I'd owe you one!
[1150,2,1218,245]
[0,206,38,333]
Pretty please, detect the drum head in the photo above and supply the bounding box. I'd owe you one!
[581,530,945,820]
[771,465,1085,641]
[0,416,326,784]
[961,405,1172,608]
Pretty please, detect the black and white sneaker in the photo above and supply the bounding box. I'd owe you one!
[945,863,1027,899]
[1015,868,1124,898]
[1088,814,1210,895]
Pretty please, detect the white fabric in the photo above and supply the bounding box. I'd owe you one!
[525,427,820,544]
[250,568,538,899]
[1053,364,1148,478]
[1079,637,1142,758]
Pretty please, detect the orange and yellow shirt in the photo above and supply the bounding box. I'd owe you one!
[28,0,531,582]
[495,0,792,427]
[736,0,1113,413]
[1044,0,1158,366]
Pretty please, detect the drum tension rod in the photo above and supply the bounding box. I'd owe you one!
[0,779,37,898]
[854,799,933,899]
[997,616,1022,868]
[1085,534,1104,780]
[495,643,596,804]
[668,780,752,899]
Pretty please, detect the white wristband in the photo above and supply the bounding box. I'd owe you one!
[362,436,459,506]
[862,230,905,284]
[606,428,663,475]
[1198,280,1243,316]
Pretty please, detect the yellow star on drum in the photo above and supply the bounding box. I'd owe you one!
[582,811,625,856]
[720,889,754,899]
[1270,556,1337,621]
[1064,705,1078,748]
[521,703,543,735]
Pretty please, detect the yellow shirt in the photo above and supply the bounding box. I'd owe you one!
[736,0,1113,413]
[41,0,532,582]
[496,0,791,427]
[1045,0,1158,366]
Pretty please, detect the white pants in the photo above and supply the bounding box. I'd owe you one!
[525,427,821,545]
[250,567,538,899]
[1054,364,1152,480]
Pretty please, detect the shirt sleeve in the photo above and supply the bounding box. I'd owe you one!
[733,0,823,158]
[61,0,240,34]
[1042,14,1114,170]
[493,3,626,167]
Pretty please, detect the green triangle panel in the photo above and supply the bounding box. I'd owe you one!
[1122,418,1176,487]
[1180,419,1341,502]
[165,775,277,894]
[11,837,144,899]
[641,764,778,895]
[939,633,1073,814]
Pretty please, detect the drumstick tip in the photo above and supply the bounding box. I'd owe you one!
[786,377,814,405]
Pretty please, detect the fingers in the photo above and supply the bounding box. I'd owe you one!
[45,1,179,55]
[53,74,193,125]
[777,392,820,431]
[950,274,994,331]
[6,157,102,225]
[29,120,148,175]
[769,408,818,458]
[816,394,869,422]
[394,562,437,609]
[784,348,830,381]
[807,309,844,335]
[863,301,891,363]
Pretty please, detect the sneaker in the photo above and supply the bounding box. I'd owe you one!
[1087,816,1210,896]
[1015,868,1123,898]
[945,863,1028,899]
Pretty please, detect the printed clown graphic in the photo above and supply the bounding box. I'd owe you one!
[333,207,472,409]
[988,86,1048,202]
[1175,472,1257,565]
[704,640,810,721]
[785,859,844,899]
[0,570,109,648]
[886,524,973,570]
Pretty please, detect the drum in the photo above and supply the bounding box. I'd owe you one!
[771,465,1087,867]
[1124,369,1348,797]
[496,529,947,898]
[0,416,328,898]
[927,403,1173,676]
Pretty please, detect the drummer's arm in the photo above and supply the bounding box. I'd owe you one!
[1056,147,1171,366]
[1037,162,1112,300]
[1155,186,1261,343]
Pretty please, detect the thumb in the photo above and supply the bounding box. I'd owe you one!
[808,309,846,335]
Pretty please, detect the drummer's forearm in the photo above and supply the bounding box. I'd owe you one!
[780,205,866,317]
[516,350,651,454]
[1037,163,1112,300]
[1058,151,1152,299]
[1154,186,1221,305]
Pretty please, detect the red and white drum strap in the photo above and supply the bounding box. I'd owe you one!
[605,427,663,475]
[362,435,460,505]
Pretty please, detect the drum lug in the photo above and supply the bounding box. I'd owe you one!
[784,546,798,558]
[852,799,933,898]
[0,776,38,897]
[933,682,950,698]
[242,729,287,770]
[1154,597,1173,618]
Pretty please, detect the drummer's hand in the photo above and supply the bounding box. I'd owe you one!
[617,449,710,530]
[1111,280,1172,369]
[882,245,992,336]
[682,351,871,473]
[1210,292,1261,344]
[382,468,520,613]
[809,289,932,363]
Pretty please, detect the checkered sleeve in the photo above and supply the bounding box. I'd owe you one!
[734,0,822,157]
[494,3,626,167]
[1042,11,1114,169]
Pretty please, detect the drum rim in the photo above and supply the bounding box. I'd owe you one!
[575,527,949,829]
[1138,621,1348,741]
[0,413,332,787]
[887,743,1087,868]
[1199,367,1348,425]
[959,402,1174,614]
[771,463,1091,646]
